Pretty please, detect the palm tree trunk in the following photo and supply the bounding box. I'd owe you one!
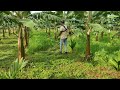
[85,31,91,60]
[96,33,98,41]
[18,25,25,61]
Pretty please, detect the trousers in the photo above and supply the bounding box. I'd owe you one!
[60,38,67,53]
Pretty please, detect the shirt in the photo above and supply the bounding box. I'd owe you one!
[59,25,68,39]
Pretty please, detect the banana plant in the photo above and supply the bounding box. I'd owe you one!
[84,11,92,60]
[6,11,35,61]
[0,12,10,38]
[0,58,28,79]
[69,39,76,52]
[90,23,107,41]
[31,11,61,37]
[1,21,6,38]
[4,17,13,36]
[91,11,120,40]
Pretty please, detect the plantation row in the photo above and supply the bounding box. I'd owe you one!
[0,11,120,79]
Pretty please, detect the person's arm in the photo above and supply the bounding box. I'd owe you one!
[58,31,63,36]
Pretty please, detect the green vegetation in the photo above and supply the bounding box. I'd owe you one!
[28,31,55,54]
[0,58,28,79]
[0,11,120,79]
[0,29,120,79]
[69,38,76,52]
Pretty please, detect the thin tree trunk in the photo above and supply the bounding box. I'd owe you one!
[54,28,57,40]
[16,27,18,34]
[5,29,7,33]
[96,33,98,41]
[3,29,5,37]
[85,11,92,60]
[108,30,111,41]
[85,31,91,60]
[8,28,11,36]
[108,33,110,41]
[48,28,50,36]
[57,27,58,32]
[18,25,25,61]
[14,27,17,34]
[46,28,47,33]
[13,27,16,34]
[13,28,14,34]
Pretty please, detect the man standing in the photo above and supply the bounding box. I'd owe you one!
[59,20,69,54]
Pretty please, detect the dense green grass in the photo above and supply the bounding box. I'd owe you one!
[0,30,120,79]
[0,35,17,69]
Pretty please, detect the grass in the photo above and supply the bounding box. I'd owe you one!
[0,35,17,69]
[0,30,120,79]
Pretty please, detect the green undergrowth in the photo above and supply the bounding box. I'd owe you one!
[0,30,120,79]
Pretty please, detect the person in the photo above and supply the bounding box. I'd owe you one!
[58,20,69,54]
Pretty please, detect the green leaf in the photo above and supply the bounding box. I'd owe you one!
[19,19,36,29]
[107,14,119,19]
[109,59,118,70]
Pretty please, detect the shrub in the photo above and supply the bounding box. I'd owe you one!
[28,32,55,54]
[108,50,120,71]
[69,39,76,52]
[93,49,109,66]
[0,58,28,79]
